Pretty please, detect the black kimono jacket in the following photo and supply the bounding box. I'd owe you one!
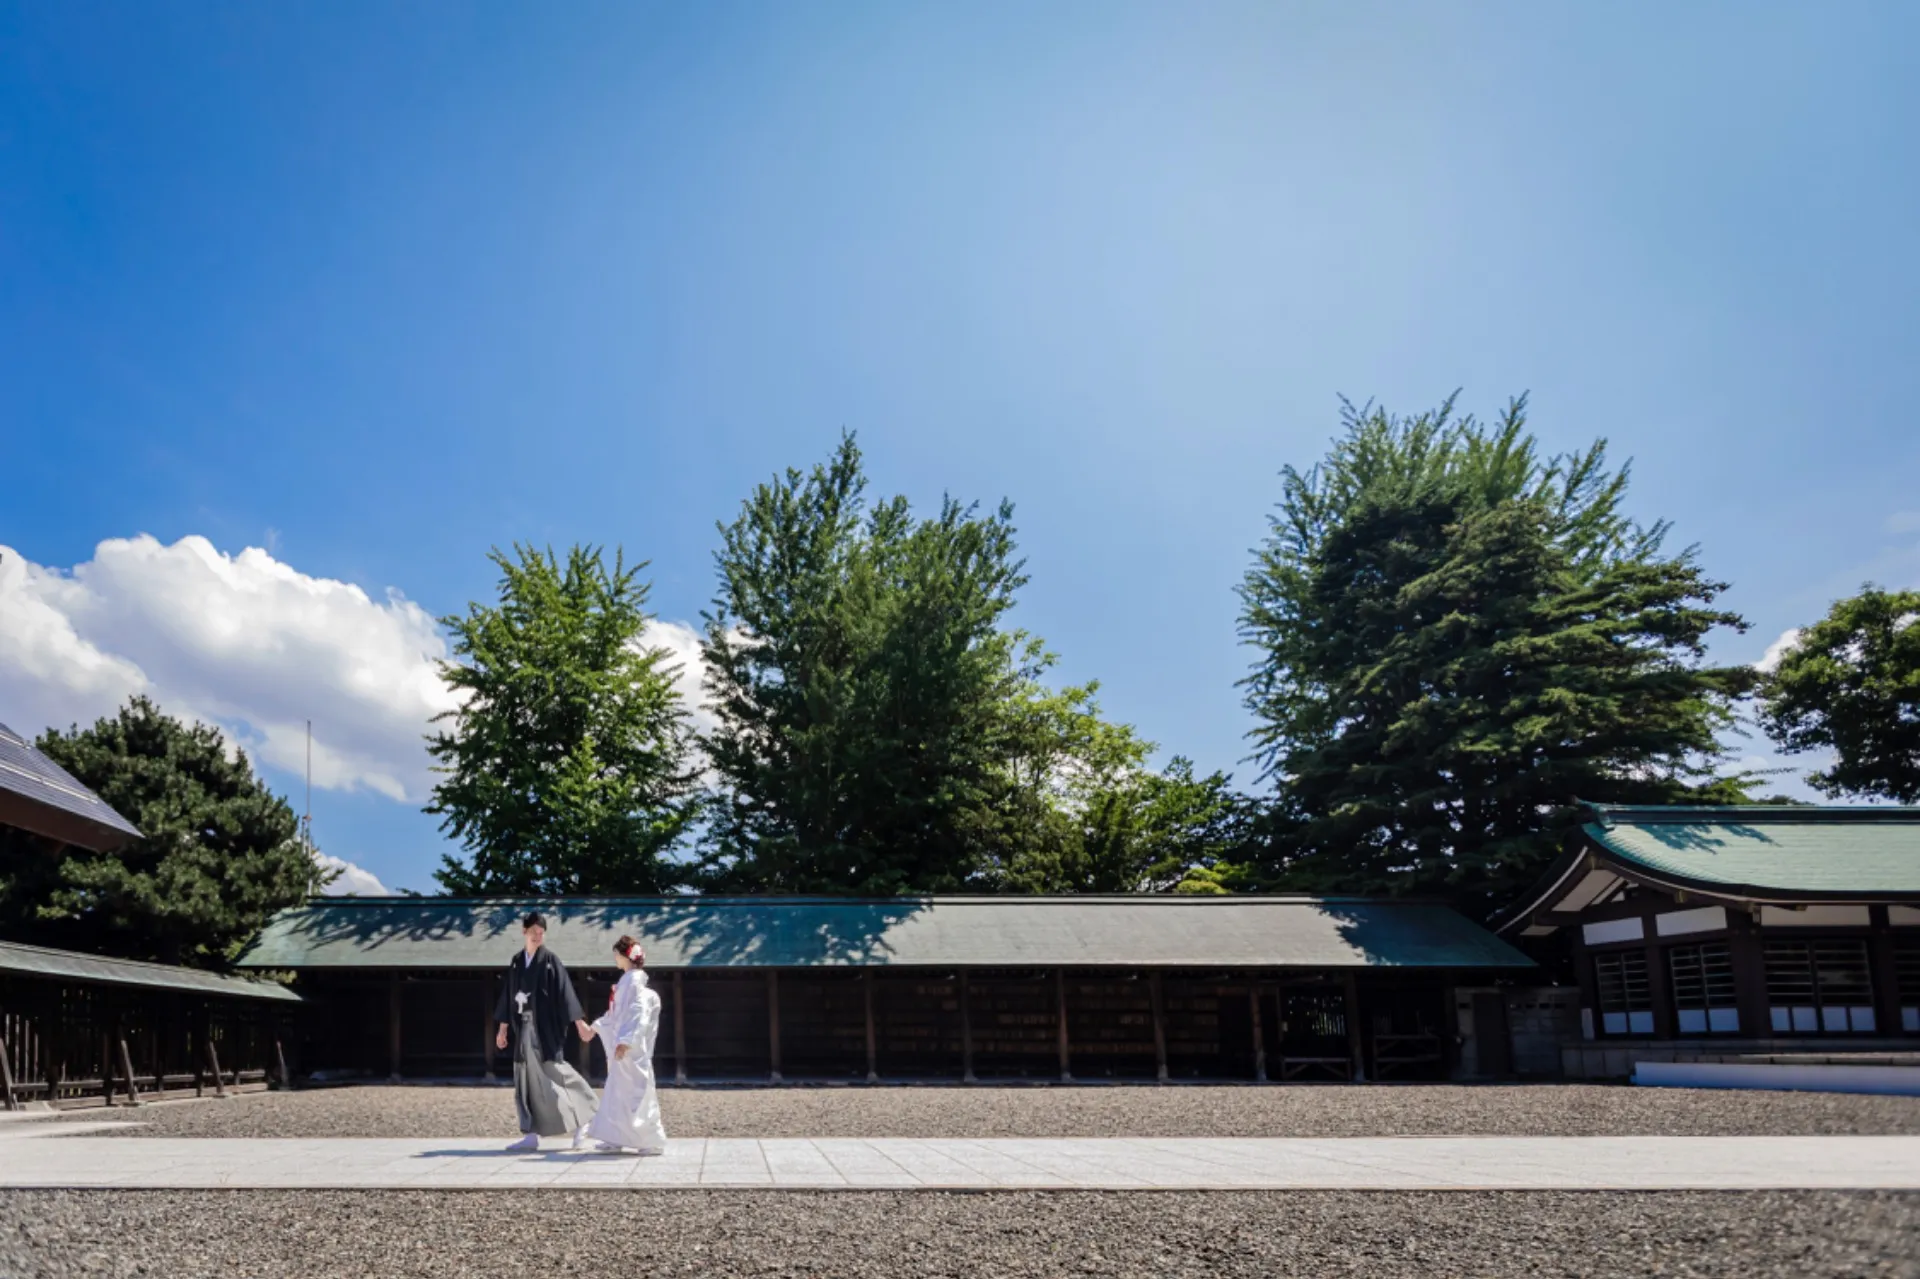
[494,945,586,1063]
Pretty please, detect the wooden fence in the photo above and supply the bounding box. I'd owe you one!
[291,967,1455,1085]
[0,974,298,1109]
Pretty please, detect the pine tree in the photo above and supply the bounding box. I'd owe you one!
[0,696,326,966]
[1237,396,1757,917]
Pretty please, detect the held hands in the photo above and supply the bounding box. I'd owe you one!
[615,1044,630,1061]
[576,1019,594,1043]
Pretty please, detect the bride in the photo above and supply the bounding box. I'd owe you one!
[577,934,668,1155]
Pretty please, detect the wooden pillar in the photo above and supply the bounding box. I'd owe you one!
[863,969,879,1083]
[0,1033,17,1111]
[1249,984,1268,1083]
[482,978,497,1082]
[117,1038,141,1106]
[1868,906,1903,1036]
[1438,978,1461,1079]
[49,997,66,1106]
[101,1025,114,1106]
[1341,972,1366,1082]
[959,971,976,1083]
[205,1036,227,1099]
[164,996,181,1098]
[387,973,402,1082]
[1149,971,1169,1083]
[275,1040,292,1091]
[767,971,783,1083]
[191,1007,205,1098]
[1055,968,1072,1082]
[1726,909,1770,1038]
[672,971,687,1085]
[1642,910,1678,1041]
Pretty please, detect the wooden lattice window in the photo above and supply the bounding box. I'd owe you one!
[1764,939,1876,1034]
[1896,941,1920,1035]
[1667,942,1740,1034]
[1593,951,1653,1036]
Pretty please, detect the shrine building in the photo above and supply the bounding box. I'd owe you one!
[1496,803,1920,1078]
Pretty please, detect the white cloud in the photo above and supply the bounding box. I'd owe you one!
[640,618,719,737]
[1885,511,1920,535]
[314,851,390,896]
[1754,627,1802,674]
[0,535,461,802]
[0,549,149,738]
[0,535,721,805]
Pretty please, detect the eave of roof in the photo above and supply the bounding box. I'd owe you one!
[1493,844,1598,935]
[0,720,143,853]
[0,940,302,1003]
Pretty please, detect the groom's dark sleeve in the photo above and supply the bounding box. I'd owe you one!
[552,956,586,1022]
[493,959,514,1026]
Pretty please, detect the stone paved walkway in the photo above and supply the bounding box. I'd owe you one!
[4,1119,1920,1190]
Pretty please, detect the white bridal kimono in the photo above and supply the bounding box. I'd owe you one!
[585,968,668,1153]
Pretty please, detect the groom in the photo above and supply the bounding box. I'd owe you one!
[494,911,599,1152]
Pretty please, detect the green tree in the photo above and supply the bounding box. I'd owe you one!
[1011,759,1251,895]
[699,434,1032,894]
[0,696,327,966]
[1758,586,1920,802]
[993,679,1251,894]
[429,544,697,894]
[1237,396,1757,917]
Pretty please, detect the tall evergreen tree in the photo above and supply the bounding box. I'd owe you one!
[429,544,696,895]
[0,696,326,966]
[699,434,1031,894]
[1237,396,1756,916]
[1759,586,1920,802]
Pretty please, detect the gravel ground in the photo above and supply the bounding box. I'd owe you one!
[56,1081,1920,1139]
[2,1188,1916,1278]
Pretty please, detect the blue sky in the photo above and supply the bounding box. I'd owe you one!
[3,1,1917,893]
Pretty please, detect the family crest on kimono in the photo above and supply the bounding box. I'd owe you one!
[493,913,668,1156]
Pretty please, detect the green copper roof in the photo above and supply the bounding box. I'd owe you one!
[234,896,1533,972]
[1584,804,1920,899]
[0,940,302,1002]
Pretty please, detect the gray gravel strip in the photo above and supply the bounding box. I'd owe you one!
[3,1188,1916,1278]
[70,1082,1920,1139]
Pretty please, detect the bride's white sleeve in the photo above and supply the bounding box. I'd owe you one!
[615,974,647,1049]
[628,985,659,1053]
[594,973,627,1040]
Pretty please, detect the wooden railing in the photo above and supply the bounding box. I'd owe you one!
[0,977,295,1110]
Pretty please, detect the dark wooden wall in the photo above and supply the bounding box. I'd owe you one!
[294,967,1456,1085]
[0,974,296,1108]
